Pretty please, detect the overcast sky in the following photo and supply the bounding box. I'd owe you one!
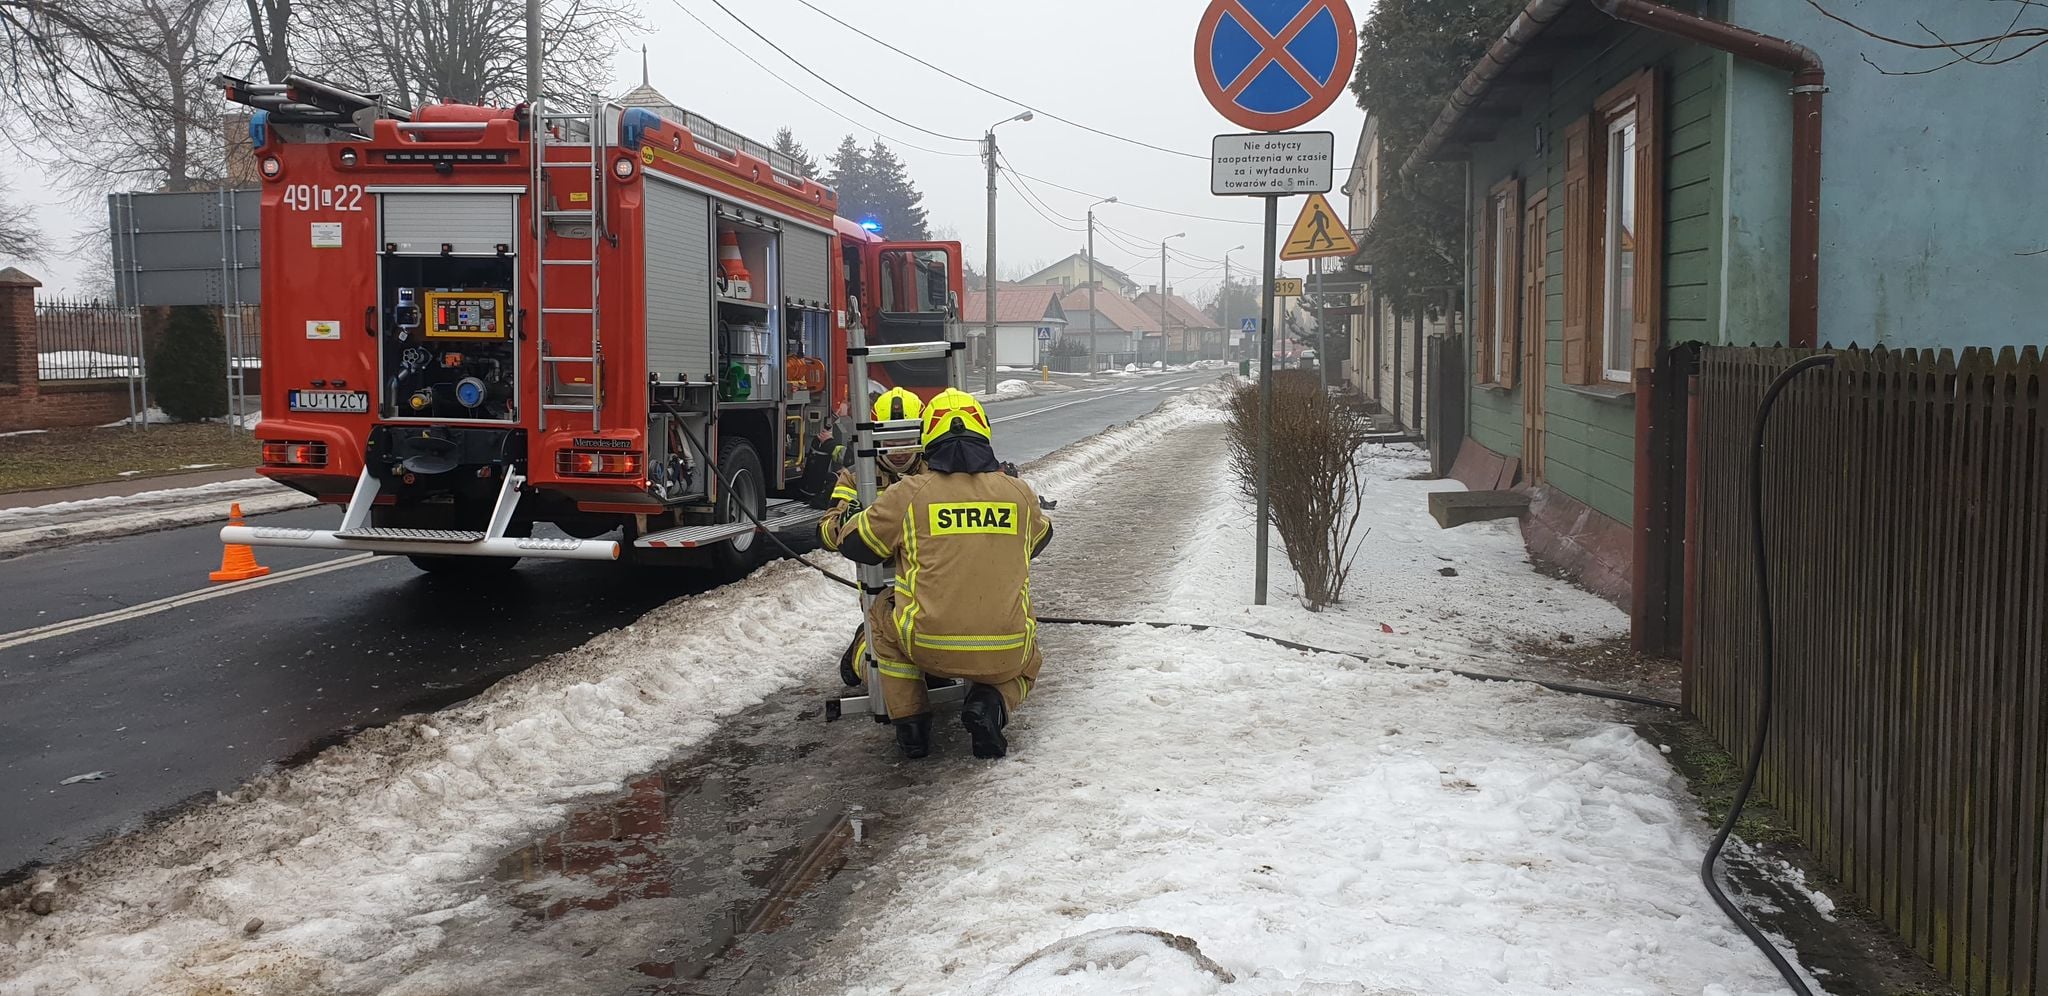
[3,0,1369,300]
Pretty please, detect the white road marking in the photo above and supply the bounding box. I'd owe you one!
[0,554,385,651]
[990,388,1144,424]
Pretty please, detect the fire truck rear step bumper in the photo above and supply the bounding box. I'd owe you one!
[635,500,827,549]
[220,526,620,561]
[221,468,620,562]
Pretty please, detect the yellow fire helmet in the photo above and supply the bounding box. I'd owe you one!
[872,387,925,474]
[920,388,992,448]
[871,386,924,424]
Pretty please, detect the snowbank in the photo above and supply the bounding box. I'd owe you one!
[799,625,1801,996]
[0,476,316,556]
[783,384,1800,995]
[0,564,863,994]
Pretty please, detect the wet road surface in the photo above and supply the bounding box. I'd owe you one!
[0,372,1220,878]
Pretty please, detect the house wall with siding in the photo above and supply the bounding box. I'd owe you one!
[1723,0,2046,349]
[1464,30,1727,528]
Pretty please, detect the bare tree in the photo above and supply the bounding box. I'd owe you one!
[0,183,42,263]
[1807,0,2048,73]
[289,0,639,108]
[23,0,231,196]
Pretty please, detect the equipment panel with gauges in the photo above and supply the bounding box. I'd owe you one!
[422,291,508,339]
[379,262,519,421]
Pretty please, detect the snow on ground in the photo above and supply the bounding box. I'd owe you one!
[100,406,261,429]
[0,409,1224,994]
[0,429,47,438]
[0,564,863,994]
[0,476,315,556]
[778,387,1806,995]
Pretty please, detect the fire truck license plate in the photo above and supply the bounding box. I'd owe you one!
[288,390,369,413]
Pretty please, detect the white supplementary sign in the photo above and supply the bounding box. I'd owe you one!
[1210,131,1334,196]
[310,222,343,248]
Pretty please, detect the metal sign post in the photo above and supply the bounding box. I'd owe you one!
[1196,0,1354,606]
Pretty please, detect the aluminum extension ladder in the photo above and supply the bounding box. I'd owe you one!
[530,98,616,432]
[825,300,972,723]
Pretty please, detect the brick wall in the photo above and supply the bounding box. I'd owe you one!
[0,380,136,430]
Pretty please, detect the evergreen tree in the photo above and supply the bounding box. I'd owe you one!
[826,135,872,224]
[150,305,229,421]
[863,139,929,239]
[1348,0,1525,305]
[773,127,819,178]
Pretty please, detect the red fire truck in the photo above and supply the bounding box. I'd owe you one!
[214,75,967,573]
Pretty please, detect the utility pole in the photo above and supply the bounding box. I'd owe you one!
[525,0,542,100]
[1220,243,1244,361]
[982,111,1032,396]
[1315,255,1328,395]
[1159,232,1184,370]
[1255,196,1278,605]
[1086,196,1115,372]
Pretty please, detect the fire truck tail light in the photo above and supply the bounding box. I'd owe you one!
[557,450,642,478]
[260,156,282,179]
[612,156,636,180]
[263,441,328,467]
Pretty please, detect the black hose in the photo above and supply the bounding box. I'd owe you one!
[657,401,860,589]
[1701,353,1834,996]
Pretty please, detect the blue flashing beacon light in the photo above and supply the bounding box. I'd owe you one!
[858,217,883,235]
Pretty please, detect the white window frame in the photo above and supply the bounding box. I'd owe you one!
[1601,110,1639,384]
[1492,192,1512,383]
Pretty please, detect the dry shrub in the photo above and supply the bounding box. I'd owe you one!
[1224,371,1371,609]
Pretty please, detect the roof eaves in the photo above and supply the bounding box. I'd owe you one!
[1401,0,1579,178]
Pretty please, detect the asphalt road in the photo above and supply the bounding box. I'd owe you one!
[0,371,1220,878]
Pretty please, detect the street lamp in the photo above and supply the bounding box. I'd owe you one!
[983,110,1033,395]
[1158,232,1185,370]
[1086,196,1116,372]
[1220,243,1246,360]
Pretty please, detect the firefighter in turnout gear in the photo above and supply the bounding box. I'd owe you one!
[833,388,1053,759]
[822,387,927,686]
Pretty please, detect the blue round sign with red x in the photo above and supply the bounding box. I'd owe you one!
[1195,0,1356,132]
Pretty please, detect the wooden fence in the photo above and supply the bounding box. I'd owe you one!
[1692,345,2047,995]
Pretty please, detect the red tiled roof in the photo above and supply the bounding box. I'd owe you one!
[962,284,1068,325]
[1134,291,1217,330]
[1060,286,1157,333]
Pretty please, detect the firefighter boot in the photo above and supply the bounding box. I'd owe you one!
[894,713,933,759]
[960,684,1009,760]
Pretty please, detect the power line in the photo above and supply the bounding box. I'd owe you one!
[1002,161,1265,228]
[999,168,1088,226]
[663,0,979,159]
[997,172,1085,233]
[690,0,981,145]
[790,0,1208,162]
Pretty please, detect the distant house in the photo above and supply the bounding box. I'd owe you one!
[1058,286,1158,369]
[1399,0,2044,637]
[1019,254,1142,298]
[963,284,1068,368]
[1135,290,1224,363]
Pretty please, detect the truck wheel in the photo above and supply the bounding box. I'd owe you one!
[710,436,766,577]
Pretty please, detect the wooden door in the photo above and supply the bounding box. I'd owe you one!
[1521,193,1550,482]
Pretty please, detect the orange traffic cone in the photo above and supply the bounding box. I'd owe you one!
[210,503,271,582]
[718,229,753,296]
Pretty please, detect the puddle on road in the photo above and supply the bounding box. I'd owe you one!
[421,676,938,996]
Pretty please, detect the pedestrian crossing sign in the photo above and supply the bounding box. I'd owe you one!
[1279,193,1358,261]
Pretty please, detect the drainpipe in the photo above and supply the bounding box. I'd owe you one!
[1593,0,1824,349]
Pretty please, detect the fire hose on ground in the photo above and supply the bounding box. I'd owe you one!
[684,396,1820,995]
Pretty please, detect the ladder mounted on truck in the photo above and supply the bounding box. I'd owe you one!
[529,97,614,433]
[216,73,411,134]
[825,299,972,724]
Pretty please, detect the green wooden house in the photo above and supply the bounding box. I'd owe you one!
[1403,0,2045,649]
